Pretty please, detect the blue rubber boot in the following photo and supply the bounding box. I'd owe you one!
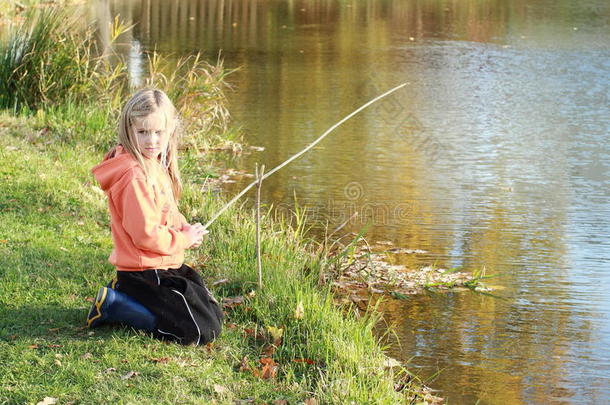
[86,287,156,331]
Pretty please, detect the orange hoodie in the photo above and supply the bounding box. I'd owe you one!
[92,145,189,271]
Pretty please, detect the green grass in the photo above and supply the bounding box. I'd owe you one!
[0,8,236,151]
[0,116,421,404]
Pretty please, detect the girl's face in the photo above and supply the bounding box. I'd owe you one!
[132,112,170,160]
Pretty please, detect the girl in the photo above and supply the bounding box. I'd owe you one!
[86,88,224,345]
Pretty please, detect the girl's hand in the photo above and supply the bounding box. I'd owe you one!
[183,223,209,249]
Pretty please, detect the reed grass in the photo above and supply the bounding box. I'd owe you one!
[0,8,236,151]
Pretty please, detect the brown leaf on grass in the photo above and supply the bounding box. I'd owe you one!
[261,344,276,357]
[226,322,237,329]
[273,401,288,405]
[150,357,171,364]
[259,357,279,379]
[85,297,95,303]
[292,358,315,365]
[47,328,60,333]
[260,363,278,379]
[212,278,229,286]
[304,398,318,405]
[47,344,62,348]
[81,353,92,360]
[28,344,39,349]
[222,296,245,309]
[259,357,276,366]
[120,371,139,380]
[243,327,266,341]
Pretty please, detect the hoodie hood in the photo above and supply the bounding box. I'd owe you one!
[91,145,140,192]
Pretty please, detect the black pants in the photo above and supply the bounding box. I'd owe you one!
[116,264,224,345]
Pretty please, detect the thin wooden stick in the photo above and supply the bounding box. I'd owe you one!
[255,163,265,289]
[202,82,407,230]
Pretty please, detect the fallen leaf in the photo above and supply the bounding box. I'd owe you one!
[261,344,276,357]
[36,397,57,405]
[226,323,237,329]
[104,367,116,373]
[292,358,315,365]
[212,278,229,286]
[120,371,139,380]
[81,353,92,360]
[48,344,62,348]
[213,384,229,394]
[304,398,318,405]
[294,301,304,319]
[222,296,244,309]
[28,344,39,349]
[273,401,288,405]
[54,359,62,367]
[239,356,250,372]
[59,247,68,252]
[260,362,278,379]
[259,357,276,366]
[48,328,60,333]
[266,326,283,346]
[151,357,170,364]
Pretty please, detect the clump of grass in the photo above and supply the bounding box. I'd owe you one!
[0,8,237,151]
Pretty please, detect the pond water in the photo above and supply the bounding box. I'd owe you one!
[95,0,610,403]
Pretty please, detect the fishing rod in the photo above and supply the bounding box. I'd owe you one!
[202,82,408,230]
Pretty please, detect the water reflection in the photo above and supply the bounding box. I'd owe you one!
[94,0,610,403]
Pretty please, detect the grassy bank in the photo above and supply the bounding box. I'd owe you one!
[0,117,422,404]
[0,8,429,405]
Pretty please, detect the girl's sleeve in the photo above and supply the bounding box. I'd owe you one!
[118,176,189,255]
[177,211,189,229]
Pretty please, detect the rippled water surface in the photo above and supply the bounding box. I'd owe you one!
[95,0,610,403]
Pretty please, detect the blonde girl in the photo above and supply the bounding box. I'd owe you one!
[86,88,223,345]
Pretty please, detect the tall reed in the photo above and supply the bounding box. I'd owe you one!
[0,8,235,150]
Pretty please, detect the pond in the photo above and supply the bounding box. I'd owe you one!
[95,0,610,403]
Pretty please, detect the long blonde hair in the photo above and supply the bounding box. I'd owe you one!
[118,88,183,200]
